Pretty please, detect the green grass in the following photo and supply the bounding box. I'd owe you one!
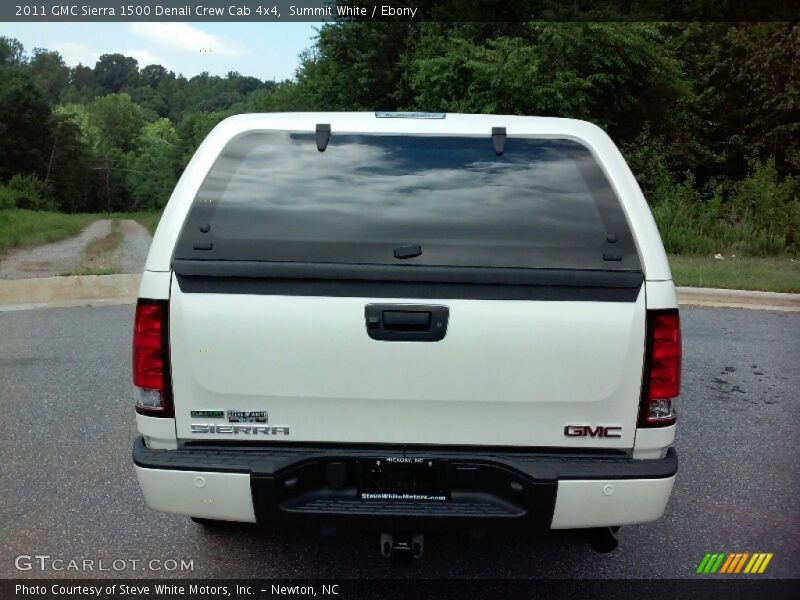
[0,210,97,252]
[60,267,121,276]
[113,210,163,235]
[0,208,162,253]
[669,255,800,293]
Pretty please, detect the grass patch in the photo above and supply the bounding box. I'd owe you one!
[112,210,163,235]
[60,267,121,276]
[0,210,97,253]
[0,208,162,254]
[669,255,800,293]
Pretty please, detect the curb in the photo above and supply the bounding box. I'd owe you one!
[676,287,800,312]
[0,274,140,309]
[0,276,798,312]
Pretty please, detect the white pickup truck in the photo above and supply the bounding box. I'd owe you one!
[132,112,680,557]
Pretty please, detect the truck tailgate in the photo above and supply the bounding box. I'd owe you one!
[170,277,645,448]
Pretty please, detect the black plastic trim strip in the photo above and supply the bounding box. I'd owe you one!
[172,261,644,301]
[174,275,642,301]
[172,260,643,286]
[132,436,677,482]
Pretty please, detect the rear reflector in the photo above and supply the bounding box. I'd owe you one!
[132,299,173,417]
[640,310,681,426]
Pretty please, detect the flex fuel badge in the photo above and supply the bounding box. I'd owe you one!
[190,410,224,418]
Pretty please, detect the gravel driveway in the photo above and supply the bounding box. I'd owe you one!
[0,219,152,279]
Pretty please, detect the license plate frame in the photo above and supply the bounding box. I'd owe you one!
[359,457,448,501]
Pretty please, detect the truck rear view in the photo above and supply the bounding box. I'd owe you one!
[132,113,680,556]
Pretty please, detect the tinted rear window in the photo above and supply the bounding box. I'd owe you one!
[174,132,639,271]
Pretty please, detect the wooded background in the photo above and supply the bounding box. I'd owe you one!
[0,22,797,256]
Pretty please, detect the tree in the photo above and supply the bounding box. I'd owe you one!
[707,24,800,177]
[227,71,263,95]
[93,53,140,93]
[174,111,227,165]
[55,103,101,149]
[128,118,180,209]
[88,93,144,152]
[247,81,313,112]
[45,115,91,212]
[0,36,26,66]
[140,64,170,88]
[406,23,690,142]
[296,22,417,110]
[61,64,102,103]
[127,85,170,120]
[0,69,52,182]
[29,48,70,103]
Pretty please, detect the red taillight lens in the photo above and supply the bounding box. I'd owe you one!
[132,299,172,417]
[640,310,681,426]
[650,312,681,399]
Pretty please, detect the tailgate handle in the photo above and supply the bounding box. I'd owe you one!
[365,304,449,342]
[382,310,431,330]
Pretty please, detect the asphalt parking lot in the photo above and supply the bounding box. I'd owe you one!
[0,304,798,579]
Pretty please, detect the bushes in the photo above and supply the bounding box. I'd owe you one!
[640,155,799,256]
[0,174,55,210]
[728,159,800,253]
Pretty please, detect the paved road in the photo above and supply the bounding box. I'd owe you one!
[0,306,798,579]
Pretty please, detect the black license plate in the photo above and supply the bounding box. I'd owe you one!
[360,457,447,500]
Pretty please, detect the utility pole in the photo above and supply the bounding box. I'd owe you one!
[90,165,112,214]
[106,165,110,214]
[45,134,58,185]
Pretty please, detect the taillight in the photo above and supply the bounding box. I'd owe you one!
[639,309,681,426]
[132,299,173,417]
